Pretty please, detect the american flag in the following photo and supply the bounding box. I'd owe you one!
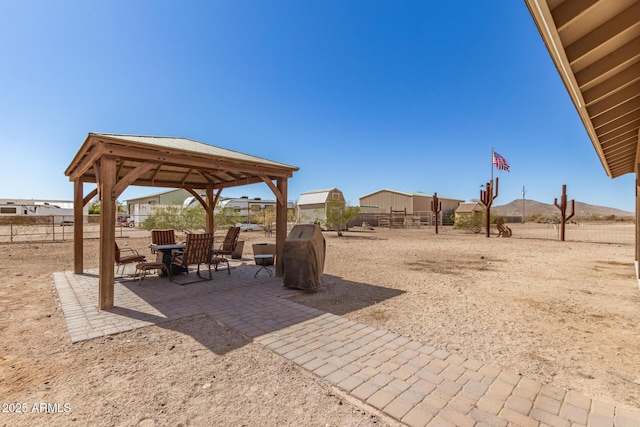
[492,151,510,172]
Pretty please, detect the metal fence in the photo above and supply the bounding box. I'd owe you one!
[0,215,634,246]
[351,220,635,246]
[0,216,147,243]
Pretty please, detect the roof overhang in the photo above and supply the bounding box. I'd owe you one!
[524,0,640,178]
[65,133,299,191]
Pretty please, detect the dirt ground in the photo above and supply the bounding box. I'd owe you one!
[1,226,640,426]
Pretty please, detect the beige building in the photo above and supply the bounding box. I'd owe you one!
[359,189,463,216]
[455,202,485,219]
[297,188,345,225]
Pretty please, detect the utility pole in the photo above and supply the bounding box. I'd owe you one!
[522,186,526,223]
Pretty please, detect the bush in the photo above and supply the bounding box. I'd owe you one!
[141,205,207,232]
[453,213,483,233]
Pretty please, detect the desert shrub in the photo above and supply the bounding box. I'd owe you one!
[141,204,206,232]
[325,200,361,236]
[454,213,483,233]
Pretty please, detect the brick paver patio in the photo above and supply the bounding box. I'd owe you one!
[53,263,640,426]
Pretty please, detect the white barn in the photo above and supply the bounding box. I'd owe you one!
[297,188,345,225]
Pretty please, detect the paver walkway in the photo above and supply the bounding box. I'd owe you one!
[53,263,640,427]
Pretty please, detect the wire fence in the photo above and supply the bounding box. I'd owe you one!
[0,216,635,246]
[0,216,146,243]
[354,220,635,245]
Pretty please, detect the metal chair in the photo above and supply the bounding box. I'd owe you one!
[115,242,146,276]
[207,226,240,275]
[169,233,215,284]
[212,226,240,257]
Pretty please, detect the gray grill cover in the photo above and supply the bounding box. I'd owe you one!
[283,224,326,290]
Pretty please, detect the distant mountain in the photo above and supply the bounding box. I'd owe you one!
[492,199,633,218]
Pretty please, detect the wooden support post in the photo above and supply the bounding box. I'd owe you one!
[553,184,575,242]
[73,178,84,274]
[205,187,214,233]
[98,156,117,310]
[431,193,442,234]
[636,175,640,279]
[275,177,288,277]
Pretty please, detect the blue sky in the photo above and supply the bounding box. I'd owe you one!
[1,1,635,212]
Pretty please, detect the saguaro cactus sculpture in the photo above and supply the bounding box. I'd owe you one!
[554,184,575,242]
[431,193,442,234]
[480,178,498,238]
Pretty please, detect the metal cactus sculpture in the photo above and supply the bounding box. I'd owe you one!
[480,178,498,238]
[431,193,442,234]
[554,184,575,242]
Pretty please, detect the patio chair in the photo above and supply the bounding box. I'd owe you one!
[150,229,176,254]
[115,242,146,276]
[169,232,215,284]
[209,226,241,275]
[212,226,240,257]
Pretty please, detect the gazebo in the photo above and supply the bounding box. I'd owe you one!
[65,133,299,310]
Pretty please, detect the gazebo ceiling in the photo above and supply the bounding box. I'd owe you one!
[525,0,640,178]
[65,133,299,190]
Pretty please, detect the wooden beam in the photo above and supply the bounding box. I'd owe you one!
[587,79,640,117]
[67,146,101,181]
[185,188,209,211]
[260,175,284,206]
[93,160,101,198]
[275,178,288,277]
[576,36,640,89]
[565,2,640,65]
[73,178,84,274]
[101,143,296,177]
[592,102,640,130]
[83,188,98,207]
[596,117,640,140]
[583,60,640,106]
[551,0,598,32]
[81,175,270,190]
[206,187,216,233]
[636,170,640,277]
[599,128,639,146]
[112,161,160,200]
[98,156,117,310]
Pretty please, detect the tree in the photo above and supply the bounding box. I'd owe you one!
[88,198,100,215]
[87,198,125,215]
[214,207,243,229]
[324,200,360,237]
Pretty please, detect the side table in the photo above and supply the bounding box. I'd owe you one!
[254,254,274,277]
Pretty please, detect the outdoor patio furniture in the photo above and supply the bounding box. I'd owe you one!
[150,229,176,254]
[254,254,273,277]
[169,233,215,284]
[209,255,231,275]
[115,243,146,276]
[134,262,168,285]
[212,226,240,257]
[149,242,186,276]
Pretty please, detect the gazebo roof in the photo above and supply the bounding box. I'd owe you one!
[65,133,299,190]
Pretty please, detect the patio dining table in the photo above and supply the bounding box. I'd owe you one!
[149,243,186,276]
